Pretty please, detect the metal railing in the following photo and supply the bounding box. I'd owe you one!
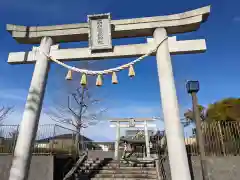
[1,121,240,156]
[150,121,240,157]
[0,125,19,154]
[81,121,240,158]
[155,121,240,180]
[0,124,78,155]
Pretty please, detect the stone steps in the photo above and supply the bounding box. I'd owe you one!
[93,173,157,178]
[75,158,157,180]
[93,169,157,174]
[101,166,155,170]
[105,163,155,168]
[105,160,156,167]
[91,178,156,180]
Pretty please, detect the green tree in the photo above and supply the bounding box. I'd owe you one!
[184,105,206,123]
[183,105,206,137]
[205,98,240,155]
[205,98,240,121]
[184,98,240,122]
[184,98,240,155]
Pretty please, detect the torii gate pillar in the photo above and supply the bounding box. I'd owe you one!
[8,37,53,180]
[154,28,191,180]
[114,121,120,160]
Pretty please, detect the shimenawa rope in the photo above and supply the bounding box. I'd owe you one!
[38,37,168,76]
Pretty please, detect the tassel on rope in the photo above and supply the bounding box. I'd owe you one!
[80,73,87,86]
[128,65,135,77]
[96,74,103,86]
[112,72,118,84]
[65,70,73,80]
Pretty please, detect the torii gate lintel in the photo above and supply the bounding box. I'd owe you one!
[6,6,210,44]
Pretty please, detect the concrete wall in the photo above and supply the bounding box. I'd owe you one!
[191,156,240,180]
[2,153,240,180]
[0,155,54,180]
[88,150,115,160]
[162,156,240,180]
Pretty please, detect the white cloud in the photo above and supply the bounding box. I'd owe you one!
[233,16,240,22]
[131,106,160,114]
[83,121,115,141]
[0,91,192,142]
[3,109,52,125]
[0,88,27,102]
[107,105,161,118]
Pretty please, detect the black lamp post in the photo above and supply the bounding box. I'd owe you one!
[186,80,209,180]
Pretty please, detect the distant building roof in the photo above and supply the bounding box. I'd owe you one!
[36,133,93,143]
[125,130,154,137]
[92,142,114,145]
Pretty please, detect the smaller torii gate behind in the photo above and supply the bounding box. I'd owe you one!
[109,117,156,160]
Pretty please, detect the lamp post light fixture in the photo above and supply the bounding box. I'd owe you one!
[186,80,200,94]
[186,80,209,180]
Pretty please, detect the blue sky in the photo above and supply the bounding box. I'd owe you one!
[0,0,240,141]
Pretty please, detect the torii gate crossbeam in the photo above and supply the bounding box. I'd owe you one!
[6,5,210,180]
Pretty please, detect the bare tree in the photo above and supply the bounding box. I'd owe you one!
[46,61,107,155]
[0,106,14,139]
[47,86,107,154]
[0,106,14,125]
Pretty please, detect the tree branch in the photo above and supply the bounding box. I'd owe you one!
[67,95,79,118]
[71,93,81,106]
[45,111,77,128]
[47,61,107,131]
[0,106,14,123]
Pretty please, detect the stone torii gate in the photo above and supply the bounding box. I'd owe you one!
[6,6,210,180]
[109,117,157,160]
